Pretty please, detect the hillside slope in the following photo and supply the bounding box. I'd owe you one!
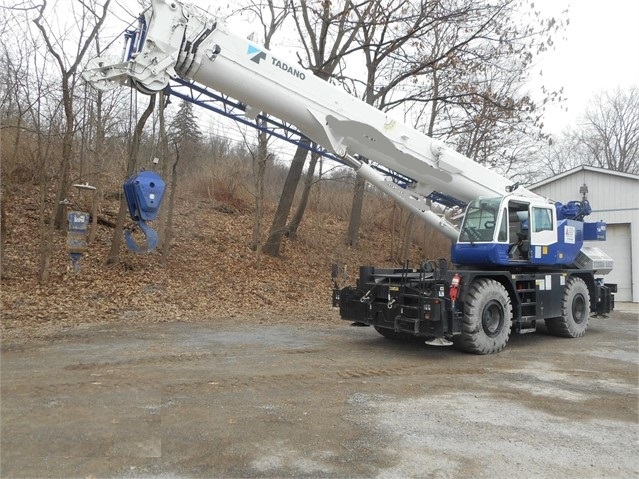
[1,185,434,342]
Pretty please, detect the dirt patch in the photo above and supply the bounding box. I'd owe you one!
[1,311,637,478]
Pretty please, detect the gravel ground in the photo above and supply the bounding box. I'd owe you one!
[1,307,638,478]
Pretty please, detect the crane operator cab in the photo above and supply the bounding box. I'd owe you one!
[451,194,594,269]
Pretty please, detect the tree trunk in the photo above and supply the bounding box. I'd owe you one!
[53,76,74,230]
[398,211,416,263]
[345,174,365,247]
[1,186,7,277]
[161,151,180,266]
[287,150,318,238]
[390,205,399,263]
[2,112,21,274]
[106,94,156,265]
[88,90,104,244]
[251,127,269,260]
[37,131,55,283]
[157,91,170,249]
[263,139,310,257]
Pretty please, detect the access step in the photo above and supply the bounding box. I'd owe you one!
[515,318,537,334]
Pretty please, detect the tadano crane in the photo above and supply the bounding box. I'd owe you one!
[83,0,615,354]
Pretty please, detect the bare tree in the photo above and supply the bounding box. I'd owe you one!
[535,134,580,178]
[5,0,112,280]
[343,0,566,246]
[31,0,112,231]
[262,137,310,256]
[287,149,319,237]
[84,37,131,244]
[262,0,372,256]
[250,125,270,258]
[161,138,180,267]
[156,90,171,250]
[537,87,639,179]
[578,87,639,174]
[344,0,461,247]
[234,0,290,257]
[1,32,38,274]
[0,7,67,281]
[106,93,156,265]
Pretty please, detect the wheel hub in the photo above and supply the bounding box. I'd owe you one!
[482,300,504,337]
[572,294,587,324]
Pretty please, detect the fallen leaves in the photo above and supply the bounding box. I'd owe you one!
[1,186,415,343]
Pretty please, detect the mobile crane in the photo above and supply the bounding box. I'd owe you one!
[83,0,615,354]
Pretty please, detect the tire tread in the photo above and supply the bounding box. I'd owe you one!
[457,278,512,355]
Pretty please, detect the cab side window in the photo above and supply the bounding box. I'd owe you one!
[532,207,553,232]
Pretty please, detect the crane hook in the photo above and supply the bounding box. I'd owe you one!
[124,220,159,254]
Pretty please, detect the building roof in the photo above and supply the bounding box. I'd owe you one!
[530,165,639,190]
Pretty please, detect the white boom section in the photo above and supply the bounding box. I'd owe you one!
[83,0,541,241]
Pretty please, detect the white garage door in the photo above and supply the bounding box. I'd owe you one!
[595,223,632,302]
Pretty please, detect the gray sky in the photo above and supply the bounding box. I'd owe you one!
[101,0,638,140]
[531,0,639,134]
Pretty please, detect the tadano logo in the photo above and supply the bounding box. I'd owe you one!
[247,45,266,64]
[246,44,306,80]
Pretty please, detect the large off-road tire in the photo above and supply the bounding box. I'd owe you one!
[545,277,590,338]
[374,326,414,341]
[455,278,513,355]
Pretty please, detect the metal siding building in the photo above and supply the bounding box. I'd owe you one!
[529,166,639,302]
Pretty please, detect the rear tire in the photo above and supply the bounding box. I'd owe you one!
[545,277,590,338]
[456,278,512,355]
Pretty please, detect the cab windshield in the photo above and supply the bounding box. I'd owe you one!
[459,197,502,242]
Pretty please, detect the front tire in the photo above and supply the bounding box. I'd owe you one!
[545,277,590,338]
[456,279,512,354]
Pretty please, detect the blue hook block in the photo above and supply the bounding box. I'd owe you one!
[123,170,165,222]
[122,170,166,254]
